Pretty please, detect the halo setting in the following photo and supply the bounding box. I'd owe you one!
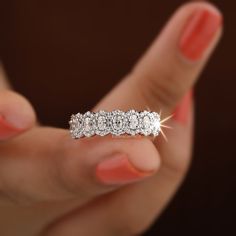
[69,110,161,139]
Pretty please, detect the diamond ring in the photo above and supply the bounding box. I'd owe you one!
[69,110,161,139]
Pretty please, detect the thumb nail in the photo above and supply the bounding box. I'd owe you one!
[96,154,155,185]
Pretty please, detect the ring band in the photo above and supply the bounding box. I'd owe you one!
[69,110,161,139]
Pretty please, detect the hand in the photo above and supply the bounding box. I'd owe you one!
[0,2,222,236]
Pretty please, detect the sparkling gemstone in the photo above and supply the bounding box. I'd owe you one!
[83,112,95,137]
[129,115,139,129]
[126,110,140,135]
[110,110,127,135]
[84,118,91,131]
[95,111,110,136]
[143,115,151,128]
[140,111,153,136]
[152,112,161,136]
[113,115,123,130]
[69,113,84,138]
[97,116,106,130]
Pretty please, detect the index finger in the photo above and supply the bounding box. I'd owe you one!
[95,3,222,116]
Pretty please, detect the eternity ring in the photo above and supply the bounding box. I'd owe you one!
[69,110,161,139]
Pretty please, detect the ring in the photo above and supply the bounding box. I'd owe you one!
[69,110,161,139]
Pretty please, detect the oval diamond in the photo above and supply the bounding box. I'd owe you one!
[110,110,127,135]
[126,110,140,135]
[113,115,123,130]
[97,116,106,130]
[130,115,139,129]
[143,115,151,128]
[83,112,95,137]
[95,111,110,136]
[140,111,153,136]
[152,112,161,136]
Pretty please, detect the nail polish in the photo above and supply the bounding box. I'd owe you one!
[96,154,154,185]
[180,8,222,61]
[0,115,22,140]
[173,91,193,124]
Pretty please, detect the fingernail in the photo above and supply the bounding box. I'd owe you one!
[173,90,193,124]
[0,115,22,140]
[180,7,222,61]
[96,154,155,185]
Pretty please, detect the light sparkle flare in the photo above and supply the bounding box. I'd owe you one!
[158,110,173,142]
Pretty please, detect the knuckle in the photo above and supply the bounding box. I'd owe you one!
[0,178,36,206]
[132,68,184,111]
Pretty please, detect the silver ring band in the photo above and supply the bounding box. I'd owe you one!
[69,110,160,139]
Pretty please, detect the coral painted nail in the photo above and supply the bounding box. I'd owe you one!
[0,115,22,140]
[180,7,222,61]
[96,154,154,185]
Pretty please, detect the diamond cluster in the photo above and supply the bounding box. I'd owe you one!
[69,110,160,139]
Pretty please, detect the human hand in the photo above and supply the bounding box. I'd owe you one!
[0,2,222,236]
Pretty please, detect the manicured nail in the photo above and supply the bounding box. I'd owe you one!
[173,91,193,124]
[180,8,222,61]
[0,115,22,140]
[96,154,154,185]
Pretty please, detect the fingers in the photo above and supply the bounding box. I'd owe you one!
[45,88,194,236]
[0,127,160,205]
[0,90,36,140]
[96,2,222,115]
[45,2,223,236]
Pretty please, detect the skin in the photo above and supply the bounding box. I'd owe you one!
[0,2,223,236]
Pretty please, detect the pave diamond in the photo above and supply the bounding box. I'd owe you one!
[126,110,140,135]
[83,112,95,137]
[110,110,127,136]
[95,111,110,136]
[139,111,153,136]
[152,112,161,136]
[69,113,84,138]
